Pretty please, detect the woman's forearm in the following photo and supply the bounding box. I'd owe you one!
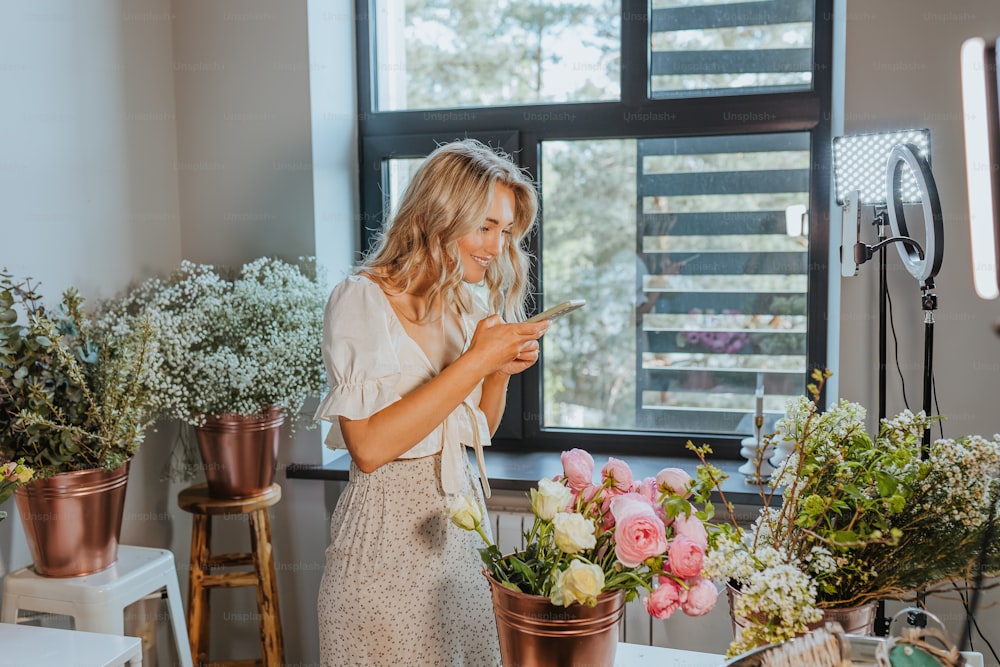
[339,354,487,473]
[480,372,510,436]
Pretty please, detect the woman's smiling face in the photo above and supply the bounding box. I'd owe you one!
[456,183,515,283]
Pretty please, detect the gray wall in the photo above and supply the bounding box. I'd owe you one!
[837,2,1000,661]
[839,0,1000,445]
[1,0,999,664]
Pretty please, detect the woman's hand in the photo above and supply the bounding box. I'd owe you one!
[466,315,549,377]
[496,338,539,376]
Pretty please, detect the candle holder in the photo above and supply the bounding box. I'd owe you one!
[739,415,774,482]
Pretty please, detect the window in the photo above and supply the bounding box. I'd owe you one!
[354,0,834,458]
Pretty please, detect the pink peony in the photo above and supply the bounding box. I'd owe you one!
[601,457,633,493]
[611,497,668,567]
[666,535,704,579]
[681,578,719,617]
[655,467,693,499]
[561,449,595,491]
[671,508,708,551]
[645,577,684,620]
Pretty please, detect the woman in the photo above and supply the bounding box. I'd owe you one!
[315,139,549,666]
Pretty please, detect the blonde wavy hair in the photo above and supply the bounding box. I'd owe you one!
[359,139,538,322]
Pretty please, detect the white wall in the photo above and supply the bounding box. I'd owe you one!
[171,0,318,267]
[0,0,182,296]
[0,0,186,656]
[0,1,357,665]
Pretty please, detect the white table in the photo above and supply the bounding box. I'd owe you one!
[616,642,724,666]
[0,622,142,666]
[613,640,985,667]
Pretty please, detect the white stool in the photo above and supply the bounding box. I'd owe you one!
[1,545,192,667]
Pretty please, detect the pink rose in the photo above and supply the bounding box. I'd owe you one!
[655,467,693,499]
[666,535,704,579]
[636,476,658,503]
[681,578,718,617]
[575,483,605,522]
[645,577,684,620]
[580,483,602,503]
[603,491,652,531]
[635,478,667,524]
[611,497,668,567]
[601,457,633,493]
[561,449,595,491]
[672,508,708,551]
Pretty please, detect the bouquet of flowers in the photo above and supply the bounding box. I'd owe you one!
[692,369,1000,656]
[447,449,720,619]
[0,271,156,479]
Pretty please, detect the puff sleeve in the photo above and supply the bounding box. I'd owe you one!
[313,276,403,449]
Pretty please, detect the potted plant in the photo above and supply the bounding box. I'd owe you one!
[447,450,722,667]
[0,270,156,575]
[692,369,1000,657]
[99,257,327,498]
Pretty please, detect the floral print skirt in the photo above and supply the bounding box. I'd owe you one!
[318,454,501,667]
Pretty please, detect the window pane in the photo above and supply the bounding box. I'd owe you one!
[373,0,620,111]
[540,139,639,429]
[540,134,810,437]
[649,0,814,98]
[384,157,424,219]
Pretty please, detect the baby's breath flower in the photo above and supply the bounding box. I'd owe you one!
[98,257,327,427]
[690,371,1000,658]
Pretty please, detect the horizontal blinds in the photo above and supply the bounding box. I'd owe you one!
[636,132,810,434]
[649,0,815,98]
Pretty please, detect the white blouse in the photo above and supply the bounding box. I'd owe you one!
[313,274,493,497]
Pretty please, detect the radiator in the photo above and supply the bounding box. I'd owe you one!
[486,499,731,654]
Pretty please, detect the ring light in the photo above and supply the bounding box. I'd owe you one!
[885,143,944,284]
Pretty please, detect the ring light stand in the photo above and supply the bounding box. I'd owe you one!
[885,144,945,453]
[841,143,943,452]
[843,141,944,633]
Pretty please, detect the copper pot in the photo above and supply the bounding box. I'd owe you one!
[194,406,284,499]
[14,462,130,577]
[815,602,877,635]
[484,572,624,667]
[727,582,876,648]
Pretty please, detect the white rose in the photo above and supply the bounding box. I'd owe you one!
[530,477,573,520]
[445,494,482,531]
[552,512,597,554]
[550,559,606,607]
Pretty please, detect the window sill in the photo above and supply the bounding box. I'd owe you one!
[286,448,769,506]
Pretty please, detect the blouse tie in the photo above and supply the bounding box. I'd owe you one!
[440,398,492,499]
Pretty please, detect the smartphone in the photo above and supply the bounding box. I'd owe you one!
[525,299,587,323]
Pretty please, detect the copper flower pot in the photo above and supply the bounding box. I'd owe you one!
[194,406,284,499]
[815,602,877,635]
[727,582,876,649]
[14,462,130,577]
[484,573,624,667]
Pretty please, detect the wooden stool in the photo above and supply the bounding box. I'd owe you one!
[177,483,284,667]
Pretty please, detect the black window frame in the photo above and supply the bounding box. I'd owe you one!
[353,0,835,460]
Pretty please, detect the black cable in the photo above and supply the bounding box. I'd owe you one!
[884,285,911,410]
[956,491,999,662]
[932,369,944,440]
